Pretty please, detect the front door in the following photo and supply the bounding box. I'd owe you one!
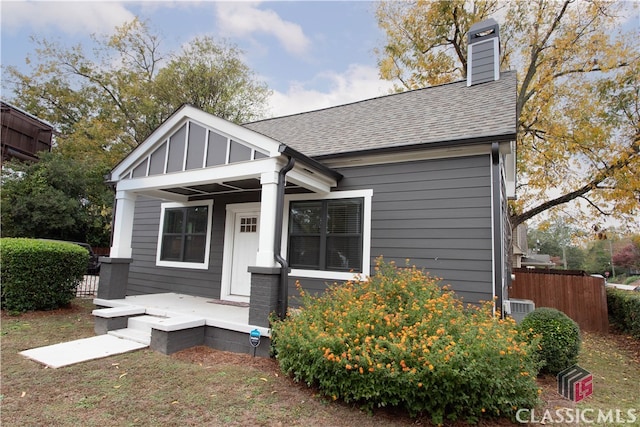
[225,208,260,301]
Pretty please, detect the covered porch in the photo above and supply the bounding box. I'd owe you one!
[93,292,272,357]
[96,105,341,356]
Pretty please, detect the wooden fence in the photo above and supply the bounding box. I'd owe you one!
[510,269,609,333]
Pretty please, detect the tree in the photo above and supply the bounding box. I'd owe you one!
[527,221,586,269]
[375,0,639,231]
[3,19,272,169]
[1,152,112,246]
[583,240,614,275]
[612,240,640,271]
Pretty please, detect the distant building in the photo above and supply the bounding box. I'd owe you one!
[1,101,54,163]
[512,223,558,269]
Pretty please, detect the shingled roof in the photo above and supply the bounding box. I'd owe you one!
[244,70,517,159]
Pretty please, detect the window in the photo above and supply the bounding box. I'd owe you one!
[157,201,213,269]
[288,198,363,272]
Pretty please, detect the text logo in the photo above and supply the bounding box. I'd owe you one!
[557,365,593,402]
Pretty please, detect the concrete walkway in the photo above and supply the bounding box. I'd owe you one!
[19,335,147,368]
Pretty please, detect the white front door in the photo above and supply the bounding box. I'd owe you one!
[222,204,261,302]
[230,213,260,297]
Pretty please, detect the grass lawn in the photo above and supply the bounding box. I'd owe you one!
[1,299,638,426]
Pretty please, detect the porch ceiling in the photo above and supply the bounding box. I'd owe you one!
[160,178,310,199]
[116,157,337,201]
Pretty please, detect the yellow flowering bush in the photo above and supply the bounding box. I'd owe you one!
[271,259,541,424]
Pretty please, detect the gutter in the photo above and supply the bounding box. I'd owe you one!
[275,155,296,319]
[311,133,516,162]
[279,144,342,182]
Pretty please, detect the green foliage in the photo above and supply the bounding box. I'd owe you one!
[583,240,614,275]
[0,152,112,246]
[3,18,271,167]
[272,260,541,424]
[607,288,640,339]
[0,238,88,312]
[153,36,270,124]
[518,308,581,375]
[624,276,640,286]
[527,222,586,270]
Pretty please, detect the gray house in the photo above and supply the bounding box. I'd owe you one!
[94,20,516,357]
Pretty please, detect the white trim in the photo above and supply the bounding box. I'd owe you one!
[202,129,210,169]
[163,137,170,174]
[117,157,280,193]
[286,167,336,194]
[111,105,284,180]
[155,200,214,270]
[282,189,373,281]
[221,203,261,303]
[182,121,190,171]
[320,144,491,169]
[494,37,500,81]
[110,191,137,258]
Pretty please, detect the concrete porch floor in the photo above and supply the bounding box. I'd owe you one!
[93,292,271,337]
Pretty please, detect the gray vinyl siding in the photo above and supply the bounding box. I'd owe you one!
[128,154,495,306]
[469,40,497,85]
[289,154,494,306]
[127,193,259,298]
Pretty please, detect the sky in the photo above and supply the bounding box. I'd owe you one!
[0,0,397,118]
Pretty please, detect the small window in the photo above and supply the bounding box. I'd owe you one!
[288,198,363,272]
[240,217,257,233]
[157,201,212,269]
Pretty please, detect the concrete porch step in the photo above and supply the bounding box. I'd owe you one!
[108,327,151,345]
[127,315,166,333]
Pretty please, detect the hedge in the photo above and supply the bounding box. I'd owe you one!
[607,288,640,339]
[0,238,88,313]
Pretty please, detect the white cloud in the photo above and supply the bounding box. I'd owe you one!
[267,64,396,117]
[1,1,135,35]
[215,2,311,56]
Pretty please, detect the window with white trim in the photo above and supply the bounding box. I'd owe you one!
[288,198,363,272]
[157,201,213,269]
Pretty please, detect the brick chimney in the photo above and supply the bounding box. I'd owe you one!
[467,18,500,86]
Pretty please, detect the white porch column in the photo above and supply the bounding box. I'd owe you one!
[110,190,137,259]
[255,171,279,268]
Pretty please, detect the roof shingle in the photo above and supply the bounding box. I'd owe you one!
[244,71,517,158]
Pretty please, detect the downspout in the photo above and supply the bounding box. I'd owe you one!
[491,142,505,317]
[275,156,295,319]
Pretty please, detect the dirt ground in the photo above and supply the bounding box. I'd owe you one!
[171,326,640,425]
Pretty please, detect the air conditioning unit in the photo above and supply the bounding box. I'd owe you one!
[505,299,535,323]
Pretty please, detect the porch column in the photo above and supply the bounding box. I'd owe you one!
[255,171,279,268]
[110,190,136,259]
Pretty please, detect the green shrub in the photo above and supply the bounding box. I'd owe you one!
[0,238,88,313]
[518,307,580,375]
[607,288,640,339]
[272,260,541,424]
[624,276,640,285]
